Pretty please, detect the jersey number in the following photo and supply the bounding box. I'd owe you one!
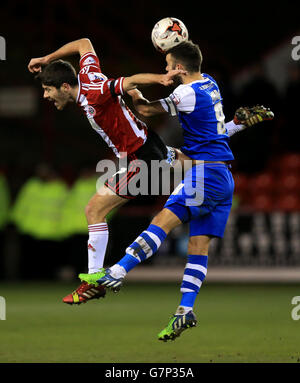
[214,102,226,135]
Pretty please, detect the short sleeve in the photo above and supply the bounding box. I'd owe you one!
[78,52,108,85]
[79,52,101,71]
[106,77,125,96]
[160,85,196,116]
[77,53,124,104]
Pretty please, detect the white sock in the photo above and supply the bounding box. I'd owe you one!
[109,264,127,279]
[87,223,109,274]
[175,305,192,315]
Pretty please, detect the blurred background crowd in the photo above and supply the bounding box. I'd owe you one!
[0,1,299,280]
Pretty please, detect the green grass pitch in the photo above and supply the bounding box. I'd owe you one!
[0,281,299,363]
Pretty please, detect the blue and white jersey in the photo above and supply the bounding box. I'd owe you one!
[160,74,234,161]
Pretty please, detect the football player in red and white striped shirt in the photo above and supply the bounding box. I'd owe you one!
[28,38,185,304]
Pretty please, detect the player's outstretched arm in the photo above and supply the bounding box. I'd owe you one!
[127,89,166,116]
[123,69,186,92]
[28,38,96,73]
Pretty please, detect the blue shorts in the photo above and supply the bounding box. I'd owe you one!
[164,163,234,238]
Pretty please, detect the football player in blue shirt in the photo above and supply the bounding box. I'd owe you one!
[80,41,274,341]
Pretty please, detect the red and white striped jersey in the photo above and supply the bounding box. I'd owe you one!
[76,52,148,157]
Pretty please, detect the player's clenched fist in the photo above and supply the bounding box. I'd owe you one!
[28,56,50,73]
[160,69,187,86]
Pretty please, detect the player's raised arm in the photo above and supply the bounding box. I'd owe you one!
[28,38,96,73]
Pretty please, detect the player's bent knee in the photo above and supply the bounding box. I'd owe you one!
[151,208,182,234]
[188,235,211,255]
[85,197,107,221]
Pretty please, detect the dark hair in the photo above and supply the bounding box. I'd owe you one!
[35,59,77,88]
[166,41,203,73]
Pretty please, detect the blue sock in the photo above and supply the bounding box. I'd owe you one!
[117,224,167,273]
[178,254,208,313]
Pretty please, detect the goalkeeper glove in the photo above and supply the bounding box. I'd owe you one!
[233,105,274,128]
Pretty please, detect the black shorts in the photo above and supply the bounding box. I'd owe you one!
[105,130,170,199]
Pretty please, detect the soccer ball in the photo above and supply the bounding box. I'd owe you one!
[151,17,189,53]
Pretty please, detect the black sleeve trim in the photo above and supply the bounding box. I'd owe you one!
[109,80,117,98]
